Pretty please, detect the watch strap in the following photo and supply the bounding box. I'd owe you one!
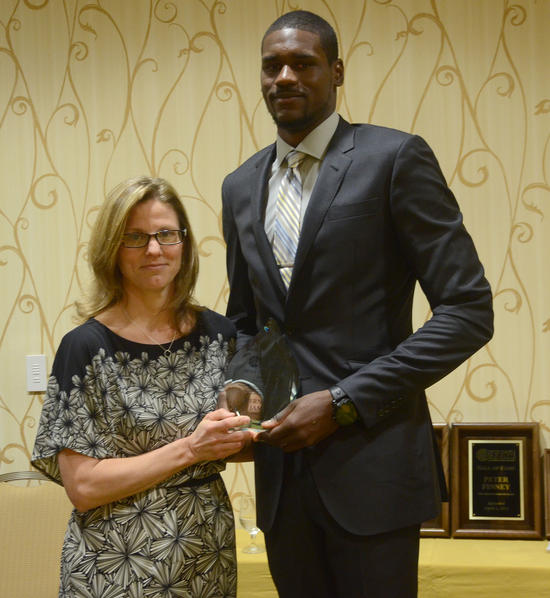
[329,385,347,401]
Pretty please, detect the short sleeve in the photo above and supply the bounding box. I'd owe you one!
[31,328,113,484]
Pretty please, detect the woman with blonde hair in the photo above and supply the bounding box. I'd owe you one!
[32,176,251,597]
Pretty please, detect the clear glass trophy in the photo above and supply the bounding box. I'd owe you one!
[221,318,298,428]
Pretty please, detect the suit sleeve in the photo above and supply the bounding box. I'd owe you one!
[339,134,494,427]
[222,177,259,350]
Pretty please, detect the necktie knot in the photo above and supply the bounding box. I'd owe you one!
[286,150,306,170]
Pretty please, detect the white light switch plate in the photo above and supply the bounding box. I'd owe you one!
[26,354,47,392]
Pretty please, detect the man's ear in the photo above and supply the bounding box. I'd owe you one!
[333,58,344,87]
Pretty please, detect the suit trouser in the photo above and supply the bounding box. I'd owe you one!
[264,453,420,598]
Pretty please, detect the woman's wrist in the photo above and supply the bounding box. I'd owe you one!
[174,435,197,469]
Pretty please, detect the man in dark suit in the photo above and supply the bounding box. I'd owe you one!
[222,10,493,598]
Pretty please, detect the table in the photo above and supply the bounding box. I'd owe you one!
[236,529,550,597]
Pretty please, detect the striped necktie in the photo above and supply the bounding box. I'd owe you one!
[272,150,306,289]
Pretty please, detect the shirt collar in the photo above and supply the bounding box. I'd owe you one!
[274,112,340,168]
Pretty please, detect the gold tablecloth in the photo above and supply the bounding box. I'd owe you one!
[236,529,550,598]
[1,479,548,598]
[236,529,276,597]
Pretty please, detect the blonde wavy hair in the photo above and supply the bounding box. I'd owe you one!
[76,176,201,323]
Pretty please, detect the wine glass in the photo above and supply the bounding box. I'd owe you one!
[237,494,264,553]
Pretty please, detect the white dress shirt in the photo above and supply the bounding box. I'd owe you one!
[264,112,340,242]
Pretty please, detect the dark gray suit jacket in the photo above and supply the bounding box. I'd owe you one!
[222,117,493,535]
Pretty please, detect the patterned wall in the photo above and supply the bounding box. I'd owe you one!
[1,0,549,499]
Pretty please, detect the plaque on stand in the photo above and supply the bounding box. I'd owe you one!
[421,423,450,537]
[450,423,542,539]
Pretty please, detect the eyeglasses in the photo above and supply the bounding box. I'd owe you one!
[121,229,187,248]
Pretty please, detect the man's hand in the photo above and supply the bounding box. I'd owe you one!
[255,390,338,452]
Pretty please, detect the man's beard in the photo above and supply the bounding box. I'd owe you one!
[270,111,313,133]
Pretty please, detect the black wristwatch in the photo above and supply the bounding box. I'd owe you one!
[330,386,359,426]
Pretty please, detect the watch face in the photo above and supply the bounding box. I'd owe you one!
[335,399,358,426]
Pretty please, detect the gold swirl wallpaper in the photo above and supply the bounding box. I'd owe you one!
[1,0,549,499]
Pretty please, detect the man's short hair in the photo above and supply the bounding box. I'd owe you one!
[262,10,339,64]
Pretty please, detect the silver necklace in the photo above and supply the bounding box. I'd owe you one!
[121,305,177,357]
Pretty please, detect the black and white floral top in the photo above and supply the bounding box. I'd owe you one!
[32,309,239,597]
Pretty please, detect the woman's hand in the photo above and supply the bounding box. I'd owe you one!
[187,408,252,463]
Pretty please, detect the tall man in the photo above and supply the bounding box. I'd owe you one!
[222,10,493,598]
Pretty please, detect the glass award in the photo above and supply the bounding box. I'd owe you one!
[221,318,298,428]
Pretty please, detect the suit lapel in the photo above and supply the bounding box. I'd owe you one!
[288,119,355,294]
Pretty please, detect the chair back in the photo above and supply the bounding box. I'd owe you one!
[0,470,72,598]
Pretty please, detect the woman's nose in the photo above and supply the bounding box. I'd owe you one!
[145,236,162,254]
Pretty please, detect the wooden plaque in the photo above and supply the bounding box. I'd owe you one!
[421,423,450,537]
[450,423,542,539]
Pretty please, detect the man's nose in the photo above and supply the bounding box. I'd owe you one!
[275,64,297,84]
